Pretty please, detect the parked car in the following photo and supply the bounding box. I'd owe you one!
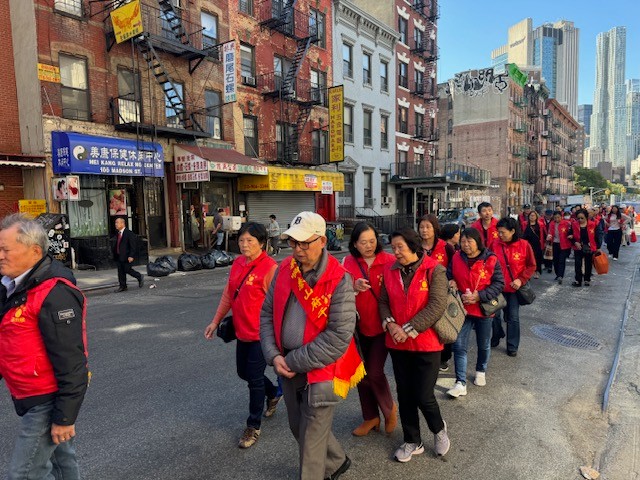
[437,208,479,228]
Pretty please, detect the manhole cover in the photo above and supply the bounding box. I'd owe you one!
[531,325,602,350]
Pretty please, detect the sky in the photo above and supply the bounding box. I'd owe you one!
[437,0,640,105]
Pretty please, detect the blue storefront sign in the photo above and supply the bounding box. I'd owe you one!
[52,131,164,177]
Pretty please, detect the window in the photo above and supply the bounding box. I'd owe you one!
[274,55,292,91]
[205,90,222,139]
[414,28,423,50]
[397,151,408,176]
[447,143,453,158]
[116,68,140,124]
[415,112,424,137]
[240,44,255,84]
[165,82,184,128]
[398,17,408,44]
[276,123,295,159]
[381,173,389,197]
[310,68,327,105]
[414,152,424,164]
[398,106,408,134]
[380,61,388,92]
[363,110,372,146]
[68,176,107,237]
[381,114,389,149]
[398,62,408,89]
[363,53,371,86]
[343,172,354,203]
[414,70,424,93]
[239,0,253,16]
[447,118,453,134]
[55,0,82,16]
[309,9,326,48]
[201,12,218,48]
[59,54,89,121]
[312,130,328,164]
[343,44,353,78]
[364,172,373,207]
[243,115,258,157]
[344,105,354,143]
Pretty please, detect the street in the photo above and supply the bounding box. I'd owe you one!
[0,247,638,479]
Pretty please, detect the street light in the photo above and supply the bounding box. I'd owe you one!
[589,187,608,205]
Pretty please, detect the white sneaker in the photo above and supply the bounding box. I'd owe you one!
[446,381,467,398]
[474,371,486,386]
[434,420,451,456]
[394,442,425,463]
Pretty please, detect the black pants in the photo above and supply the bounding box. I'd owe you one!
[236,340,277,430]
[607,229,623,259]
[389,349,444,444]
[116,260,142,288]
[552,244,569,278]
[574,249,593,283]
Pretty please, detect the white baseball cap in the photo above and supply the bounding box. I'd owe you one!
[282,212,326,241]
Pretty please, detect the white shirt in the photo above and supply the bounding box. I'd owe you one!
[2,268,33,298]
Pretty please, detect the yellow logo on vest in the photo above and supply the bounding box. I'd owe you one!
[419,279,429,291]
[512,252,522,261]
[11,306,26,324]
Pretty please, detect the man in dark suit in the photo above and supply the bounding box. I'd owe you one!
[112,217,144,292]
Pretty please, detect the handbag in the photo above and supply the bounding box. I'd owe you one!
[480,293,507,316]
[592,250,609,275]
[501,245,536,306]
[216,263,257,343]
[543,243,553,261]
[433,286,467,343]
[631,231,637,243]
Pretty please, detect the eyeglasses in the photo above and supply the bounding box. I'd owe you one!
[287,237,321,250]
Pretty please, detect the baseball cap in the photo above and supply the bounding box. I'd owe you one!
[523,204,531,209]
[282,212,326,241]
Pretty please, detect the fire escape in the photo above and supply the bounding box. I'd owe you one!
[104,0,222,138]
[257,0,325,165]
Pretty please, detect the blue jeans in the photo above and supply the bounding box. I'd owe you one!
[236,340,278,429]
[452,315,492,384]
[8,401,80,480]
[502,292,521,353]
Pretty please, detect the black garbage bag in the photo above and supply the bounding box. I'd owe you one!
[147,261,173,277]
[200,252,217,270]
[178,253,202,271]
[156,255,177,272]
[214,250,232,267]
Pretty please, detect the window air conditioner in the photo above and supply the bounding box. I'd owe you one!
[381,196,393,205]
[242,75,256,87]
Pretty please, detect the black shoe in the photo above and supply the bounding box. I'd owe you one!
[558,278,563,285]
[325,457,351,480]
[138,277,144,288]
[572,281,582,287]
[490,332,504,348]
[507,350,518,357]
[439,361,449,372]
[584,281,590,286]
[547,269,552,273]
[115,286,127,293]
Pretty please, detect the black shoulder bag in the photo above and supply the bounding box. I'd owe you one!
[217,265,257,343]
[501,245,536,306]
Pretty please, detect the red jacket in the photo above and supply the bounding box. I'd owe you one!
[450,250,503,317]
[228,252,277,342]
[471,218,499,251]
[547,220,573,250]
[343,252,395,337]
[495,239,537,293]
[571,220,598,252]
[0,277,87,401]
[382,256,443,352]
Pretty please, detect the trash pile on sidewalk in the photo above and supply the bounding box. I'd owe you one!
[147,251,235,277]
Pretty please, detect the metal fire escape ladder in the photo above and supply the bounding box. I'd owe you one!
[282,36,312,98]
[135,35,193,130]
[157,0,191,46]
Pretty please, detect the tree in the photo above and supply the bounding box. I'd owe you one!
[574,166,608,193]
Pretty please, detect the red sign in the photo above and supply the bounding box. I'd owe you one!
[304,174,318,189]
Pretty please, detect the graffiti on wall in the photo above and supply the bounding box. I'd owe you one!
[449,68,509,97]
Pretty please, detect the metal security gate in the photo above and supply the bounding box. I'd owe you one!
[246,192,315,232]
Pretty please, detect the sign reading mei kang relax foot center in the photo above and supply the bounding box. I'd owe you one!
[52,132,164,177]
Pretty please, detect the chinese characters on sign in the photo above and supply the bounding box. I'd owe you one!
[223,41,237,103]
[328,86,344,163]
[18,200,47,218]
[111,0,143,44]
[321,181,333,195]
[175,154,209,173]
[37,63,61,83]
[176,171,210,183]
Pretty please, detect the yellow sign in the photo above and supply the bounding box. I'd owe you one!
[37,64,61,83]
[111,0,143,44]
[18,200,47,218]
[238,166,344,192]
[328,85,345,163]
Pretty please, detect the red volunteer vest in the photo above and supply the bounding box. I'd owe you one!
[471,218,499,251]
[0,277,87,400]
[451,251,498,317]
[426,239,449,267]
[382,256,443,352]
[343,252,395,337]
[547,220,573,250]
[571,221,598,252]
[272,255,358,387]
[496,240,535,293]
[229,251,277,342]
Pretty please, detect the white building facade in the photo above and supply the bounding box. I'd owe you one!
[333,0,398,218]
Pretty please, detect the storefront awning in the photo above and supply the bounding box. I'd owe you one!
[238,166,344,192]
[175,145,268,176]
[51,131,164,177]
[0,160,45,168]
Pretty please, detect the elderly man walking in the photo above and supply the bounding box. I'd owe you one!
[0,214,89,480]
[260,212,362,480]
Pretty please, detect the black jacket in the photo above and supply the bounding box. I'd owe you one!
[0,255,88,424]
[112,228,137,261]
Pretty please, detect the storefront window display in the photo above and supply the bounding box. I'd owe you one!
[67,175,108,237]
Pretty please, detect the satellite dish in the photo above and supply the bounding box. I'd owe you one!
[78,199,94,208]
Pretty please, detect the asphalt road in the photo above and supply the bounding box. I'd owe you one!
[0,247,638,479]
